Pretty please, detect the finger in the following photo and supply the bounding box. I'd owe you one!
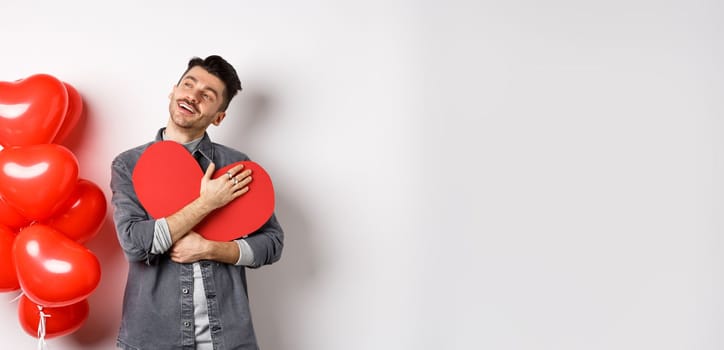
[237,169,253,180]
[235,175,252,188]
[234,186,250,197]
[227,164,245,177]
[204,162,216,180]
[232,172,252,188]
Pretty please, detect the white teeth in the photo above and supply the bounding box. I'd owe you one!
[179,103,194,112]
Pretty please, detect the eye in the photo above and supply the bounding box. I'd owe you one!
[202,94,210,101]
[183,81,193,88]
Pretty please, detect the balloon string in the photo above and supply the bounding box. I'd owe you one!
[8,291,23,304]
[37,305,50,350]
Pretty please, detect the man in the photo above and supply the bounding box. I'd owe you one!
[111,55,284,350]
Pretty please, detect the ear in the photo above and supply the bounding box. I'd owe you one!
[211,111,226,126]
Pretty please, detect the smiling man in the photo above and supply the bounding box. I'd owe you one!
[110,55,284,350]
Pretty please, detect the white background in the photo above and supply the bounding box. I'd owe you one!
[0,0,723,349]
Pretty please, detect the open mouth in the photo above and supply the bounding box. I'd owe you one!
[178,101,196,113]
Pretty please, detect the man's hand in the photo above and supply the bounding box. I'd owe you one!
[170,231,242,264]
[199,162,252,210]
[170,231,209,263]
[165,162,252,245]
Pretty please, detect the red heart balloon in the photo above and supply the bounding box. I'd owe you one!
[44,179,107,243]
[18,295,89,339]
[52,82,84,144]
[0,144,79,220]
[132,141,275,241]
[0,224,19,292]
[13,224,101,307]
[0,195,30,229]
[0,74,68,147]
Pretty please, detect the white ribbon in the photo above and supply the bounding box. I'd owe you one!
[36,305,51,350]
[8,291,23,304]
[7,292,51,349]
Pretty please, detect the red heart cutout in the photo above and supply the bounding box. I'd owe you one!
[132,141,200,220]
[132,141,275,241]
[0,74,68,147]
[196,162,275,241]
[0,144,79,220]
[13,224,101,307]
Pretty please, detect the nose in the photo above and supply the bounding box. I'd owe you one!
[184,87,202,103]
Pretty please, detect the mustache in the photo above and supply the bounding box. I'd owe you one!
[178,99,197,112]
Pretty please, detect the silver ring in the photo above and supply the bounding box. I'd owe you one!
[233,177,239,185]
[227,172,233,180]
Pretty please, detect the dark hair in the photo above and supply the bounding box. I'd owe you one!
[179,55,242,111]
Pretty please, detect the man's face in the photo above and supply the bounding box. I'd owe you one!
[168,66,227,132]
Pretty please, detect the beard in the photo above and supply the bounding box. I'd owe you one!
[170,112,196,129]
[168,100,199,129]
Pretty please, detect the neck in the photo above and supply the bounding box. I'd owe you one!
[164,122,205,143]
